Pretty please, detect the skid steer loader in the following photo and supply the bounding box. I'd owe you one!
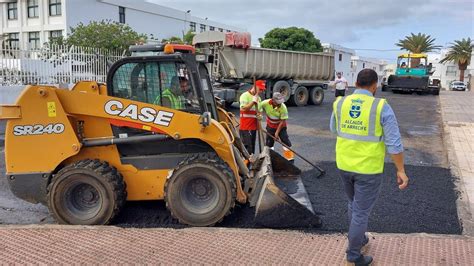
[0,44,321,228]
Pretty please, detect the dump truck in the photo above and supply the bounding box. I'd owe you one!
[193,32,334,107]
[383,53,440,95]
[0,44,321,228]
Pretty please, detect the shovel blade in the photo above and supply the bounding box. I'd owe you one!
[249,147,322,228]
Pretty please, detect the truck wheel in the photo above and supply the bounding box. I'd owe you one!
[165,153,236,226]
[432,89,440,96]
[47,159,126,225]
[308,87,324,105]
[288,86,309,106]
[273,80,291,102]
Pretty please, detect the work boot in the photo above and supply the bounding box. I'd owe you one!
[347,255,373,266]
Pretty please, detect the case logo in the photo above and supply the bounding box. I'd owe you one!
[104,100,174,127]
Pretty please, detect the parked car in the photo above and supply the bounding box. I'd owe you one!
[449,81,467,91]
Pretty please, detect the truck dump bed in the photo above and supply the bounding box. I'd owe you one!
[193,32,334,82]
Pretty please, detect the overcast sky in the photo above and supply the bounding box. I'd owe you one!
[153,0,473,62]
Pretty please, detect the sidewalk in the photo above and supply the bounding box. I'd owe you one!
[0,225,472,264]
[440,90,474,235]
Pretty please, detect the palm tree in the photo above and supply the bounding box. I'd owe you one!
[440,38,473,82]
[396,33,441,67]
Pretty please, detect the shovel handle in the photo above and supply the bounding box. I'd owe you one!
[262,128,326,177]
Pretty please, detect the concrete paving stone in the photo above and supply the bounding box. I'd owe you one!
[0,226,472,265]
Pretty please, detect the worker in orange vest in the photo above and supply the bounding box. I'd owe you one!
[239,80,266,154]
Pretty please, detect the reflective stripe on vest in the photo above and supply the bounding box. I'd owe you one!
[333,94,386,174]
[261,99,288,128]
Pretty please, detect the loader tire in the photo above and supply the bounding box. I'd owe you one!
[47,159,126,225]
[164,153,236,227]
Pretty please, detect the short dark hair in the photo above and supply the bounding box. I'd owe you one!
[356,69,378,87]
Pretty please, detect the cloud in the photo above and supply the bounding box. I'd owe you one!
[151,0,472,44]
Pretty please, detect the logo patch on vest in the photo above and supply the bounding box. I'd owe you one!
[349,98,364,119]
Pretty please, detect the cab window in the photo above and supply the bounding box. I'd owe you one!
[111,61,200,111]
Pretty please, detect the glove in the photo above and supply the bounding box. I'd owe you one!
[252,95,259,103]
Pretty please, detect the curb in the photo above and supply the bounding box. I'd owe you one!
[439,93,474,236]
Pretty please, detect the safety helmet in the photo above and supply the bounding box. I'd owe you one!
[255,80,266,91]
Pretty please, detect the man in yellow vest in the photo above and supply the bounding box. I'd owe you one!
[260,92,294,161]
[239,80,265,154]
[330,69,409,265]
[154,76,186,109]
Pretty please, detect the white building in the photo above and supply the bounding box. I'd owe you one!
[428,49,474,89]
[349,56,386,86]
[322,43,355,82]
[0,0,243,49]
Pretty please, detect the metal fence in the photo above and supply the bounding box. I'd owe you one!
[0,44,126,86]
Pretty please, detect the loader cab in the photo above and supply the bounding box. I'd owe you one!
[396,53,429,77]
[107,43,218,120]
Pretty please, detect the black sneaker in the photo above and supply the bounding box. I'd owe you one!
[351,255,373,266]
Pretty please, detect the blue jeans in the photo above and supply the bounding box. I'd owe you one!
[338,169,383,261]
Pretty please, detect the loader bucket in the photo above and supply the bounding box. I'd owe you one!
[248,147,322,228]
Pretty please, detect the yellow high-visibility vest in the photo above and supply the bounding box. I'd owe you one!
[333,94,386,174]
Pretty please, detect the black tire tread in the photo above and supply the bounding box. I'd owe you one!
[164,153,236,226]
[47,159,127,225]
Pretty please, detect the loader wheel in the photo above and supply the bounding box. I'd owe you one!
[164,153,236,226]
[47,159,126,225]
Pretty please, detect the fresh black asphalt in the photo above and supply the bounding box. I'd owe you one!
[0,90,463,234]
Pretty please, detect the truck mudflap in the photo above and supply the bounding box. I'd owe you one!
[247,147,322,228]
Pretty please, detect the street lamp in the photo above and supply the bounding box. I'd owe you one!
[183,10,191,40]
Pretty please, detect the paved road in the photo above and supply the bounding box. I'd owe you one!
[0,89,460,234]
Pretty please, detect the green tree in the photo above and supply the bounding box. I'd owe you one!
[258,27,322,53]
[183,30,196,45]
[440,38,473,82]
[161,30,195,45]
[161,36,184,44]
[396,33,441,67]
[51,20,147,52]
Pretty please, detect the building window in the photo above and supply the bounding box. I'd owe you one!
[49,0,62,16]
[200,24,206,32]
[190,22,196,32]
[209,26,215,31]
[8,33,20,48]
[446,66,457,76]
[28,0,39,18]
[338,53,342,61]
[7,3,18,20]
[49,30,63,40]
[29,32,41,49]
[218,28,223,32]
[119,6,125,23]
